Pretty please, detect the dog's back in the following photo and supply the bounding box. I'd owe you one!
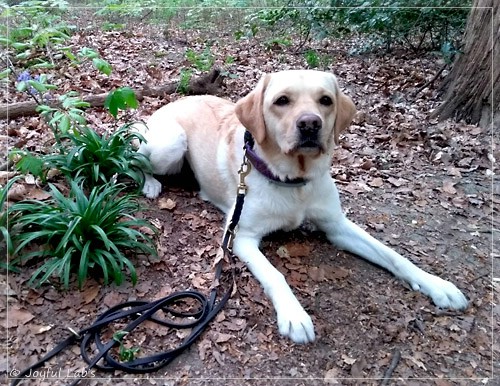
[138,95,243,211]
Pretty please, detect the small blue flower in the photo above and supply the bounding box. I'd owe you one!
[17,70,31,82]
[43,93,54,102]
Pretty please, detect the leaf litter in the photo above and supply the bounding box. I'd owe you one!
[2,20,496,386]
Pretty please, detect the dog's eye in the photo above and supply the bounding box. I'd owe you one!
[274,96,290,106]
[319,96,333,106]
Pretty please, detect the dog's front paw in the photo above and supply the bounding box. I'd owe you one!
[276,306,315,344]
[413,275,468,310]
[142,175,162,199]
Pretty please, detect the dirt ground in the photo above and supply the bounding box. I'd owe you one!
[1,22,498,385]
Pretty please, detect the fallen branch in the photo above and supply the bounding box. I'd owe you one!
[1,67,225,120]
[380,349,401,386]
[410,63,447,99]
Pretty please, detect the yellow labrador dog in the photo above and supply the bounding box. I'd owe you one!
[137,70,467,344]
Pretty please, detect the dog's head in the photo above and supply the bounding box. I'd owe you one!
[235,70,356,160]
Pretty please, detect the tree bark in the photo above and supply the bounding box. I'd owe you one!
[1,67,224,120]
[431,0,499,129]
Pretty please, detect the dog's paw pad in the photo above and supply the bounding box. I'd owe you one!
[277,308,315,344]
[142,177,162,199]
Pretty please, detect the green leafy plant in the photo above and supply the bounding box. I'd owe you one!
[10,181,157,288]
[177,68,193,95]
[341,0,469,52]
[303,49,332,70]
[13,125,151,189]
[264,36,292,50]
[185,47,215,72]
[104,87,138,118]
[37,91,90,136]
[1,0,74,67]
[0,176,22,262]
[13,74,147,190]
[113,330,140,362]
[242,0,468,53]
[304,49,320,68]
[94,0,156,19]
[53,125,151,188]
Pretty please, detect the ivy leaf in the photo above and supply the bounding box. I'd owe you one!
[104,87,139,118]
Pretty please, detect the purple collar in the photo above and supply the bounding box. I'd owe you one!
[244,132,308,187]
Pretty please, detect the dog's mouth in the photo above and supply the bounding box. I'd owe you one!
[295,130,324,153]
[288,140,324,156]
[293,113,324,153]
[298,138,322,150]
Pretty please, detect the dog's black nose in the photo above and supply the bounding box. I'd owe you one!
[296,113,322,140]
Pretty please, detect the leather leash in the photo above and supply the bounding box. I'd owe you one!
[10,151,252,386]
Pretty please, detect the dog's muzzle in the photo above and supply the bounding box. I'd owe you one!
[296,113,322,149]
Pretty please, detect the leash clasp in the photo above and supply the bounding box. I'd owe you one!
[67,326,81,340]
[237,153,251,195]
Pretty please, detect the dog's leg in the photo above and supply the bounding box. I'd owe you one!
[312,181,468,310]
[137,122,188,199]
[232,235,315,344]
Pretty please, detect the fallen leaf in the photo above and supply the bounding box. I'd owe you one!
[321,264,349,281]
[139,225,156,236]
[24,174,36,185]
[350,355,367,377]
[341,354,356,365]
[387,177,406,187]
[308,266,325,282]
[368,177,384,187]
[6,183,27,201]
[213,332,233,343]
[81,284,100,304]
[5,306,34,328]
[360,159,374,170]
[276,246,289,258]
[102,292,125,308]
[191,275,206,288]
[324,368,341,384]
[343,181,372,197]
[159,197,176,210]
[31,324,53,334]
[402,353,427,370]
[26,188,51,201]
[285,243,311,258]
[442,180,457,195]
[0,171,18,185]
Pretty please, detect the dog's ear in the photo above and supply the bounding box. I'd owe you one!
[333,91,356,145]
[235,74,270,144]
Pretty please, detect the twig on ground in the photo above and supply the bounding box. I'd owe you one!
[380,349,401,386]
[410,63,448,99]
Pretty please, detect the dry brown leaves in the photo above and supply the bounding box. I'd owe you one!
[1,19,496,385]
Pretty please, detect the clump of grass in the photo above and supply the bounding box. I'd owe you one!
[0,176,21,269]
[10,180,156,288]
[14,125,151,189]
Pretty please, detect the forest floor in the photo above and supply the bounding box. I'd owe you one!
[1,21,498,385]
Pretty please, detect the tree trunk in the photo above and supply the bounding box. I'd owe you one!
[1,68,224,120]
[431,0,499,129]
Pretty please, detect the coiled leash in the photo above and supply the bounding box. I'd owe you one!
[11,152,252,386]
